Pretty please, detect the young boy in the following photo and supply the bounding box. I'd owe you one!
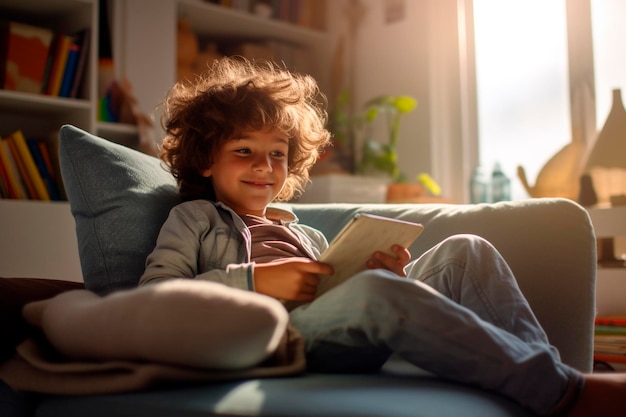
[139,56,626,416]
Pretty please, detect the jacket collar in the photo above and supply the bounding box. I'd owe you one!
[213,201,297,225]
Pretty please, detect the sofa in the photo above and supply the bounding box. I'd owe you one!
[1,125,596,417]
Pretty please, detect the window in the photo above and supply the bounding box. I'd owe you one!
[592,0,626,127]
[473,0,569,201]
[470,0,626,201]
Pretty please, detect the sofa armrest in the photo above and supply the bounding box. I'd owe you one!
[291,198,596,372]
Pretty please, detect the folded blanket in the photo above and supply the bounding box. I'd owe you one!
[0,279,305,395]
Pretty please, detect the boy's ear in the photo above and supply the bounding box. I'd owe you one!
[201,168,211,177]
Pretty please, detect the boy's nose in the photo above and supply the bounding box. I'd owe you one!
[252,155,272,171]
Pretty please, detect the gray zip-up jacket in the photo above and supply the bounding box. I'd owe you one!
[139,200,328,291]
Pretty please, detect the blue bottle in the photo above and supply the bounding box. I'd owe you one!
[491,162,511,202]
[470,164,490,203]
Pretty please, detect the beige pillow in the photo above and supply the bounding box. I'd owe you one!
[23,279,289,370]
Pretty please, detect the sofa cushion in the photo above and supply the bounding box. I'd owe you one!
[59,125,180,294]
[36,372,535,417]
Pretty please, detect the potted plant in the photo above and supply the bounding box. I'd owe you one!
[303,92,441,204]
[357,94,417,183]
[356,95,440,202]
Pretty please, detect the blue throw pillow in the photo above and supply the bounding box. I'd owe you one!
[59,125,180,294]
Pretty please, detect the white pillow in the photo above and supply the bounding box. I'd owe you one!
[23,279,289,370]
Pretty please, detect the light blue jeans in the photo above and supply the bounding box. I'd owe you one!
[290,234,583,416]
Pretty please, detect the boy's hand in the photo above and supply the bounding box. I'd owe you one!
[366,245,411,277]
[253,258,334,302]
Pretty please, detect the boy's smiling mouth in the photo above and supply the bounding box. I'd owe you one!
[243,179,273,187]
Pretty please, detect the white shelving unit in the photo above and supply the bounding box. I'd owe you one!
[587,205,626,316]
[0,200,81,280]
[0,0,330,279]
[119,0,330,136]
[0,0,95,279]
[178,0,330,92]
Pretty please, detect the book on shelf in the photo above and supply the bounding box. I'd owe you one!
[0,21,54,94]
[6,131,51,201]
[0,139,26,199]
[58,38,80,97]
[0,129,65,201]
[595,338,626,355]
[59,29,90,98]
[4,134,38,199]
[68,29,91,98]
[43,33,73,96]
[27,138,61,201]
[41,139,66,200]
[41,28,90,98]
[594,316,626,364]
[595,324,626,336]
[0,146,13,198]
[595,316,626,327]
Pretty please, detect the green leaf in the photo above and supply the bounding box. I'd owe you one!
[365,107,379,121]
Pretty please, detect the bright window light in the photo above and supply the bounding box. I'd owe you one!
[592,0,626,127]
[473,0,570,200]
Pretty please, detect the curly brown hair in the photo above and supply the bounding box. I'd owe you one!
[158,56,332,202]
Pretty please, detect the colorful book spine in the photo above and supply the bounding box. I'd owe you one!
[595,325,626,336]
[59,35,81,97]
[0,139,26,199]
[38,140,66,200]
[9,131,50,201]
[0,143,17,198]
[27,138,60,201]
[69,28,90,98]
[44,34,73,96]
[595,317,626,327]
[38,141,56,183]
[4,135,36,199]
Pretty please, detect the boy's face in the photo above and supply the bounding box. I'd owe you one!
[201,128,289,217]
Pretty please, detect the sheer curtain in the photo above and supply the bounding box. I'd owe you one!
[592,0,626,129]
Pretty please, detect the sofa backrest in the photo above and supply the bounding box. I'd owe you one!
[293,200,596,372]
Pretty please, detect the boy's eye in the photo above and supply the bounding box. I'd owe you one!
[235,148,251,155]
[271,150,286,158]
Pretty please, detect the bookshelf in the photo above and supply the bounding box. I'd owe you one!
[0,0,330,279]
[588,205,626,316]
[0,0,97,138]
[587,205,626,370]
[119,0,330,141]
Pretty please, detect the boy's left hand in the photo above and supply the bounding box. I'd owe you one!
[366,245,411,277]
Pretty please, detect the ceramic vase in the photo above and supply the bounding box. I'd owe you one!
[584,89,626,205]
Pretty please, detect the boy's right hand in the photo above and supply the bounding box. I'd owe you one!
[253,258,334,302]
